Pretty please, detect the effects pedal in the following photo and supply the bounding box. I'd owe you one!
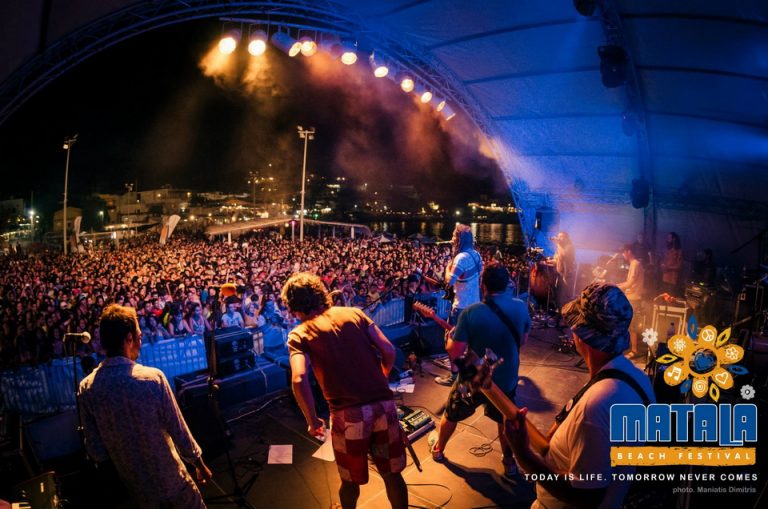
[398,405,435,441]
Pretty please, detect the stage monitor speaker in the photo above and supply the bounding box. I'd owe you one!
[573,0,598,17]
[213,326,254,357]
[207,327,256,376]
[598,45,627,88]
[23,410,82,464]
[177,396,230,459]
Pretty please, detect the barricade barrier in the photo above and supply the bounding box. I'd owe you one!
[365,292,450,326]
[0,298,450,416]
[0,326,289,416]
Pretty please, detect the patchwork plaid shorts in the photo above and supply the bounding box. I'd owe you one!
[330,399,406,484]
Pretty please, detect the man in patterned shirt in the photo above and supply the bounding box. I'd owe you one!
[79,304,212,508]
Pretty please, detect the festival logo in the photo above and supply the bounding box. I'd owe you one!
[656,319,748,401]
[609,318,758,467]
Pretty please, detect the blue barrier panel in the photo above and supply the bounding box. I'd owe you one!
[0,366,52,415]
[365,292,449,326]
[0,358,85,415]
[367,298,405,327]
[1,325,313,416]
[137,335,207,382]
[435,296,451,319]
[46,358,81,409]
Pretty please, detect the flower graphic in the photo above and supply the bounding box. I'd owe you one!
[740,385,755,400]
[642,328,658,347]
[656,324,747,401]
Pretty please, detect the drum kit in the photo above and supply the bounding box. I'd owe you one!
[508,246,560,327]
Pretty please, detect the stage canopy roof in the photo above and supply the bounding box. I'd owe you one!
[1,0,766,263]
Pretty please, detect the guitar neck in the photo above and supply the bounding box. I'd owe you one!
[480,381,550,456]
[430,314,452,331]
[412,303,452,331]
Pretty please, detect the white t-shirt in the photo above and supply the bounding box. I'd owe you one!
[449,250,483,310]
[533,355,655,509]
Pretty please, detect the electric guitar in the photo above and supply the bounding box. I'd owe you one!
[422,275,455,303]
[455,348,551,455]
[411,301,452,332]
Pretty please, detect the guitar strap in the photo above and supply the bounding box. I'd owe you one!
[483,298,521,351]
[554,368,651,426]
[456,250,482,282]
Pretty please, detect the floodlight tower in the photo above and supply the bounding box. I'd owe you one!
[62,134,78,255]
[296,126,315,242]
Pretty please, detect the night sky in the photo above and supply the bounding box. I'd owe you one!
[0,20,506,213]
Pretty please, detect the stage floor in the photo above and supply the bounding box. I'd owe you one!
[198,325,599,508]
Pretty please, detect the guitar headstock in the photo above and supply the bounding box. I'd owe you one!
[455,348,504,395]
[412,301,436,319]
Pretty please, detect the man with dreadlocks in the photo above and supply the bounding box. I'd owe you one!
[434,223,483,386]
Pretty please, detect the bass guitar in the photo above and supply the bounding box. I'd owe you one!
[455,348,551,456]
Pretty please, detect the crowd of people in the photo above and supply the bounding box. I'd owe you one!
[3,225,738,509]
[0,232,527,368]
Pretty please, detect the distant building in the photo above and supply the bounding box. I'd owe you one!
[0,198,25,216]
[53,207,83,232]
[112,187,193,223]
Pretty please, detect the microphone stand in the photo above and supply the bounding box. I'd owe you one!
[63,334,85,443]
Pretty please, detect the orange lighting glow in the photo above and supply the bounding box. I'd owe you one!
[300,37,317,56]
[288,42,302,57]
[218,36,237,55]
[248,39,266,56]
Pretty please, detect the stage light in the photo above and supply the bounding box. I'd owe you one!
[271,31,301,57]
[415,84,432,103]
[248,29,268,56]
[340,41,358,65]
[396,72,415,92]
[218,29,240,55]
[430,95,447,112]
[369,52,389,78]
[573,0,600,17]
[299,36,317,56]
[320,37,343,59]
[441,103,456,121]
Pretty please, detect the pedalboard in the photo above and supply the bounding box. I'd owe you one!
[398,405,435,441]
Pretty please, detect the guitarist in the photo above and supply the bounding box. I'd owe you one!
[503,283,655,509]
[434,224,484,386]
[429,262,530,479]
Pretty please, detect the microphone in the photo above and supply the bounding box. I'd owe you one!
[549,236,558,241]
[64,332,92,343]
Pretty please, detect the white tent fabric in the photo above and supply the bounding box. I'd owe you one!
[0,0,766,265]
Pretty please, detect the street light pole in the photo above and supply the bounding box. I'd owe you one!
[62,134,78,255]
[296,126,315,242]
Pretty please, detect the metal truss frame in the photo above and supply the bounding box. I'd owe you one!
[599,1,656,239]
[0,0,531,241]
